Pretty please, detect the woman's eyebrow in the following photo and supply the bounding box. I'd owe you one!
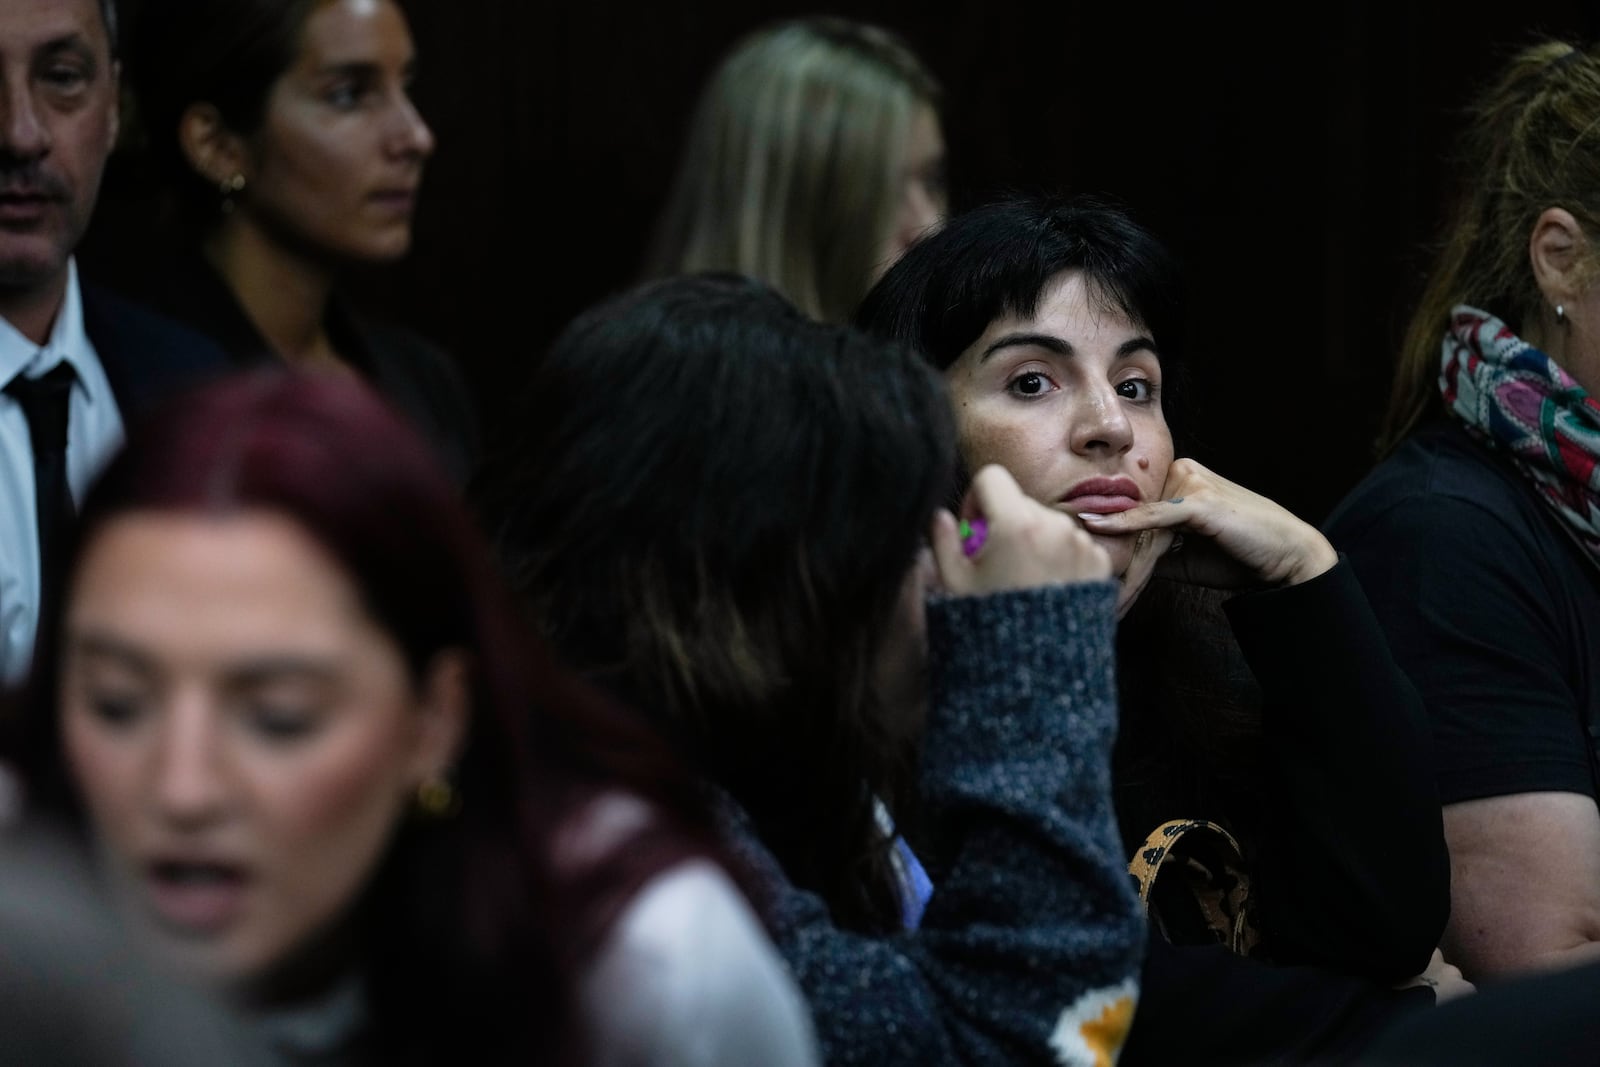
[979,332,1071,362]
[313,59,382,78]
[978,332,1158,362]
[224,657,341,689]
[1116,337,1159,360]
[68,632,155,675]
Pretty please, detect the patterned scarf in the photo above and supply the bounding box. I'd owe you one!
[1440,305,1600,563]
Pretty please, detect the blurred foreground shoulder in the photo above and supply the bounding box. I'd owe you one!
[583,858,821,1067]
[0,823,265,1067]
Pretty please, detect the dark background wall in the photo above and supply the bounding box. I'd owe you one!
[81,0,1600,525]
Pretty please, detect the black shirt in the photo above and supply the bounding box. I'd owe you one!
[1324,418,1600,805]
[123,250,482,488]
[1115,564,1450,1065]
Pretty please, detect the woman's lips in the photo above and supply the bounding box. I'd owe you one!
[145,860,249,934]
[1068,495,1140,515]
[367,189,417,213]
[1061,477,1142,515]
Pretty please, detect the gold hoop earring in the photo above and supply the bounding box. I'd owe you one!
[415,775,459,819]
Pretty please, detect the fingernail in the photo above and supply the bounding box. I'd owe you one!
[1078,513,1110,524]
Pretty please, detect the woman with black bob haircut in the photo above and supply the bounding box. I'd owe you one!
[856,191,1467,1064]
[475,271,1148,1066]
[5,370,818,1066]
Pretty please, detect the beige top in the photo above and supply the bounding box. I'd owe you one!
[583,859,821,1067]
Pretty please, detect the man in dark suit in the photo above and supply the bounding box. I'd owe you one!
[0,0,227,686]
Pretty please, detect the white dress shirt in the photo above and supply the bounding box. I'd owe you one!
[1,260,125,686]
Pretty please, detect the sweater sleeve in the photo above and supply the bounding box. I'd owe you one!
[1221,559,1450,981]
[724,581,1146,1067]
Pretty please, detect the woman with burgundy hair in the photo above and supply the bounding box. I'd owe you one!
[3,369,817,1066]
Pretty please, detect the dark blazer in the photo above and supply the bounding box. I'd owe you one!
[0,280,230,700]
[81,280,233,421]
[118,251,481,486]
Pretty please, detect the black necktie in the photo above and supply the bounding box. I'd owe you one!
[6,362,77,630]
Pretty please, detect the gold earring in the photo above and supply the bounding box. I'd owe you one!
[415,775,459,818]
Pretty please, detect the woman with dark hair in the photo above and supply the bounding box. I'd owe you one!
[5,371,817,1066]
[109,0,479,484]
[855,191,1466,1064]
[475,271,1146,1067]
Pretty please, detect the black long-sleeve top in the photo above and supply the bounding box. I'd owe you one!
[1114,560,1450,1065]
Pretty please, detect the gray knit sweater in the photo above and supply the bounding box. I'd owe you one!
[719,581,1146,1066]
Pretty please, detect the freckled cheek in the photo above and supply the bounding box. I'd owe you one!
[956,411,1049,487]
[1131,420,1175,496]
[1132,449,1171,494]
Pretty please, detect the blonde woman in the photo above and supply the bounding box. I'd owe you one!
[645,17,947,323]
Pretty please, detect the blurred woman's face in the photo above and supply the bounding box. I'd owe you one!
[944,270,1174,578]
[873,102,947,282]
[236,0,434,264]
[60,511,459,991]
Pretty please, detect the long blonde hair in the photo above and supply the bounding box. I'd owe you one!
[1379,39,1600,454]
[645,17,941,323]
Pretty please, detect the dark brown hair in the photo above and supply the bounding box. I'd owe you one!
[476,272,957,933]
[123,0,319,224]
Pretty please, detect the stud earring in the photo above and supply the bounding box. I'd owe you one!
[219,173,246,213]
[1557,303,1568,326]
[415,775,459,818]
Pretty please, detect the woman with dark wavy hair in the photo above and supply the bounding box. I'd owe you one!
[5,370,816,1066]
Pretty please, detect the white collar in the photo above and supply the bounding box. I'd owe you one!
[0,260,100,400]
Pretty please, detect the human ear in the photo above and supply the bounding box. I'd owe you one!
[176,102,249,187]
[1529,206,1587,308]
[411,649,471,785]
